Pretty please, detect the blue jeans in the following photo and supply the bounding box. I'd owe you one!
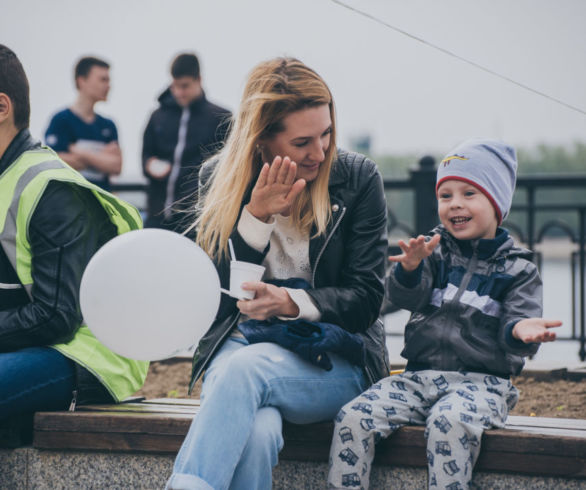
[0,347,76,419]
[166,337,369,490]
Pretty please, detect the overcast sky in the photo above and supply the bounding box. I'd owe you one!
[3,0,586,179]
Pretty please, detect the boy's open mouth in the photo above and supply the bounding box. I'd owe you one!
[450,216,471,224]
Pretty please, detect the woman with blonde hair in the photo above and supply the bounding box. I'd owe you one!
[166,57,389,490]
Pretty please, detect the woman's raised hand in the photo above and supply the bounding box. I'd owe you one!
[388,234,441,271]
[246,156,306,222]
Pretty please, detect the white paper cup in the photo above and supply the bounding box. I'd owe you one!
[148,158,172,178]
[230,261,265,300]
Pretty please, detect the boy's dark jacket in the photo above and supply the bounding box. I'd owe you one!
[388,225,542,378]
[189,150,390,393]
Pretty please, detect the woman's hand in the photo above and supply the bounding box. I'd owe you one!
[246,156,306,222]
[512,318,561,343]
[236,282,299,320]
[388,234,441,271]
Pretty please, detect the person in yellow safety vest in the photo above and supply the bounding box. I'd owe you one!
[0,44,148,423]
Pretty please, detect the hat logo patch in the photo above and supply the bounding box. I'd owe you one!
[441,154,468,167]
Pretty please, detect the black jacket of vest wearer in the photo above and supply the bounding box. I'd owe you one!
[0,129,115,404]
[188,149,391,393]
[141,89,231,231]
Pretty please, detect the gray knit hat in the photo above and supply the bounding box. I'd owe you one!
[436,138,517,224]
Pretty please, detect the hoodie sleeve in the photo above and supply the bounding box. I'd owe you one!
[386,250,436,313]
[141,113,157,176]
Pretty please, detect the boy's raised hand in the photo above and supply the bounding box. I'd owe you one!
[512,318,562,343]
[388,234,441,271]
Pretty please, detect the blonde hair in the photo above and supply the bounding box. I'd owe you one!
[196,57,337,260]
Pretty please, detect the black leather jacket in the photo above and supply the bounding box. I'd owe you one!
[189,150,390,392]
[0,129,115,403]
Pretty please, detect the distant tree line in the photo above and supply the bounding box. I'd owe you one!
[367,142,586,240]
[371,141,586,177]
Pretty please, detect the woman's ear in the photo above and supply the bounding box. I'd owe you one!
[256,139,271,163]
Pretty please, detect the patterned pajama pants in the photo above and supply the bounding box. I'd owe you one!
[328,370,519,490]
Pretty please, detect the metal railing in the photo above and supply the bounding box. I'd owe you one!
[110,162,586,361]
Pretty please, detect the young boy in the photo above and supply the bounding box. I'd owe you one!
[327,138,561,490]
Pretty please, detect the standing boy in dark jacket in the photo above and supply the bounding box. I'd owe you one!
[328,139,561,490]
[142,52,231,232]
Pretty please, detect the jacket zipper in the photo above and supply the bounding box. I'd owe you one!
[311,206,346,288]
[454,248,479,303]
[441,245,479,369]
[68,390,78,412]
[0,282,23,289]
[308,204,379,384]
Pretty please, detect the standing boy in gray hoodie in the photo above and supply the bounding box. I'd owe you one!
[328,138,561,490]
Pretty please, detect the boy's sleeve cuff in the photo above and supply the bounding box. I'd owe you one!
[237,206,275,253]
[278,288,321,322]
[394,262,423,288]
[504,321,533,349]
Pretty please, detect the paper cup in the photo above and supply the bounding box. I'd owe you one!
[149,158,172,178]
[230,261,265,300]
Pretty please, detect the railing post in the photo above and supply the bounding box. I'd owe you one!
[527,185,536,251]
[410,156,438,236]
[579,207,585,361]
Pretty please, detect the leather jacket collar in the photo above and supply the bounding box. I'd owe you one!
[328,150,350,186]
[0,129,41,176]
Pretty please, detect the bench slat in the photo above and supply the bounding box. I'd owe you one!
[144,398,201,406]
[34,431,183,453]
[34,414,586,456]
[505,425,586,438]
[79,404,586,431]
[77,403,198,415]
[507,415,586,431]
[35,412,192,435]
[66,406,586,440]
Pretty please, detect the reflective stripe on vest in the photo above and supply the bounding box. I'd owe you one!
[0,148,149,402]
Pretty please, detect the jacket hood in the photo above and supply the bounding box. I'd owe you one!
[432,224,533,261]
[157,87,207,110]
[157,87,177,108]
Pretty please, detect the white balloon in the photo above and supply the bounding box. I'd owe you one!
[80,229,220,361]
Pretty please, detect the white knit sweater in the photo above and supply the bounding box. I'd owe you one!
[236,206,321,321]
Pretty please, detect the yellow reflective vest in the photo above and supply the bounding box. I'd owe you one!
[0,147,149,402]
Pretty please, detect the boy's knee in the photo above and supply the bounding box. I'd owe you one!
[425,410,484,450]
[426,411,462,439]
[333,399,364,430]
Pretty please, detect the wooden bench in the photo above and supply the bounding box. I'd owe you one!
[33,398,586,479]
